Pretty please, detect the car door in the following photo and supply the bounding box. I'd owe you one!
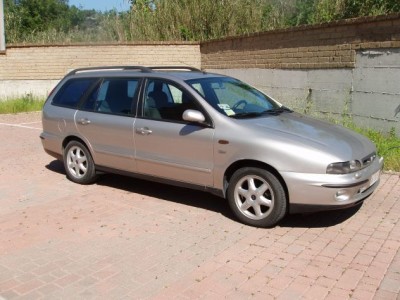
[75,78,141,172]
[134,78,215,186]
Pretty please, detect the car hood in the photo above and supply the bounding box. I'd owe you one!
[239,112,376,161]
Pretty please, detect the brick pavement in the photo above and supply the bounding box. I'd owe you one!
[0,112,399,299]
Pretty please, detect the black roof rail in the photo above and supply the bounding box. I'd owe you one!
[67,66,152,76]
[149,66,203,72]
[66,65,204,77]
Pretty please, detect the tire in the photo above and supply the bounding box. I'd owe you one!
[63,140,97,184]
[227,167,287,228]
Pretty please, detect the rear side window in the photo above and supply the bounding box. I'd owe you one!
[84,78,140,116]
[52,78,96,108]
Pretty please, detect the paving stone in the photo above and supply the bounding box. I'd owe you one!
[0,112,399,299]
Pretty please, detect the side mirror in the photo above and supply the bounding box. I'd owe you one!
[182,109,206,123]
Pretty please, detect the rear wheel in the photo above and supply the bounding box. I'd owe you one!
[227,167,287,227]
[63,140,97,184]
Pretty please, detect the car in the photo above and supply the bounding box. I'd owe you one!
[40,66,383,227]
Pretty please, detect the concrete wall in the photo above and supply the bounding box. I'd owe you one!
[203,14,400,136]
[352,48,400,132]
[207,48,400,136]
[0,42,200,98]
[208,68,351,116]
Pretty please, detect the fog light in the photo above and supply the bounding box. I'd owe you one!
[335,190,350,202]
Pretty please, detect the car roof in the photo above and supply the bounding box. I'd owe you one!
[66,66,225,81]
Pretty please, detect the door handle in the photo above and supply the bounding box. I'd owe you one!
[78,118,91,125]
[136,127,153,135]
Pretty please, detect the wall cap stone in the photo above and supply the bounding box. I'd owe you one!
[7,41,199,49]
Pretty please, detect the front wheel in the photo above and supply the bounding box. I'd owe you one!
[63,140,97,184]
[227,167,287,228]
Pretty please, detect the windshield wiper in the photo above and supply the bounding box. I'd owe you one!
[262,106,293,115]
[230,107,292,119]
[230,112,263,119]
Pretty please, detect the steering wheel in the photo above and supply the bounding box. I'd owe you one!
[232,99,248,111]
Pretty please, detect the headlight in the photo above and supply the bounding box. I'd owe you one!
[326,160,362,174]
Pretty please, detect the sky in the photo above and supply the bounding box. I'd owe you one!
[68,0,131,12]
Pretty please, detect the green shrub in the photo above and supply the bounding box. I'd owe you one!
[347,124,400,172]
[0,95,45,114]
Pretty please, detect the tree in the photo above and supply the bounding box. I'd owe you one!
[4,0,90,42]
[17,0,81,33]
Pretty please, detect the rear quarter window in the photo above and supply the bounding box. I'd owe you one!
[52,78,96,108]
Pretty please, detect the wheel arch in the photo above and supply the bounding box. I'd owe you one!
[223,160,289,203]
[62,136,93,158]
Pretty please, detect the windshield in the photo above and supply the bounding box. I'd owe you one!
[186,77,284,118]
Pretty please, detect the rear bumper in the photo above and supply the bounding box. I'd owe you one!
[40,132,63,160]
[282,156,383,214]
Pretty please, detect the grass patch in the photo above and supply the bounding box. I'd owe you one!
[0,95,45,114]
[345,124,400,172]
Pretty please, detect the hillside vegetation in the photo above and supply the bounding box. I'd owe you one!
[4,0,400,43]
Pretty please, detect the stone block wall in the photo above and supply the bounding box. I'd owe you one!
[0,42,200,97]
[201,14,400,70]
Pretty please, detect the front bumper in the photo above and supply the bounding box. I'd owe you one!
[281,156,384,214]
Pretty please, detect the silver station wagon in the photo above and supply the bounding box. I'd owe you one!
[40,66,383,227]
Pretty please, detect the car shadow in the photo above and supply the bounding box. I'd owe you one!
[46,159,362,229]
[280,204,362,228]
[45,160,66,175]
[96,173,235,220]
